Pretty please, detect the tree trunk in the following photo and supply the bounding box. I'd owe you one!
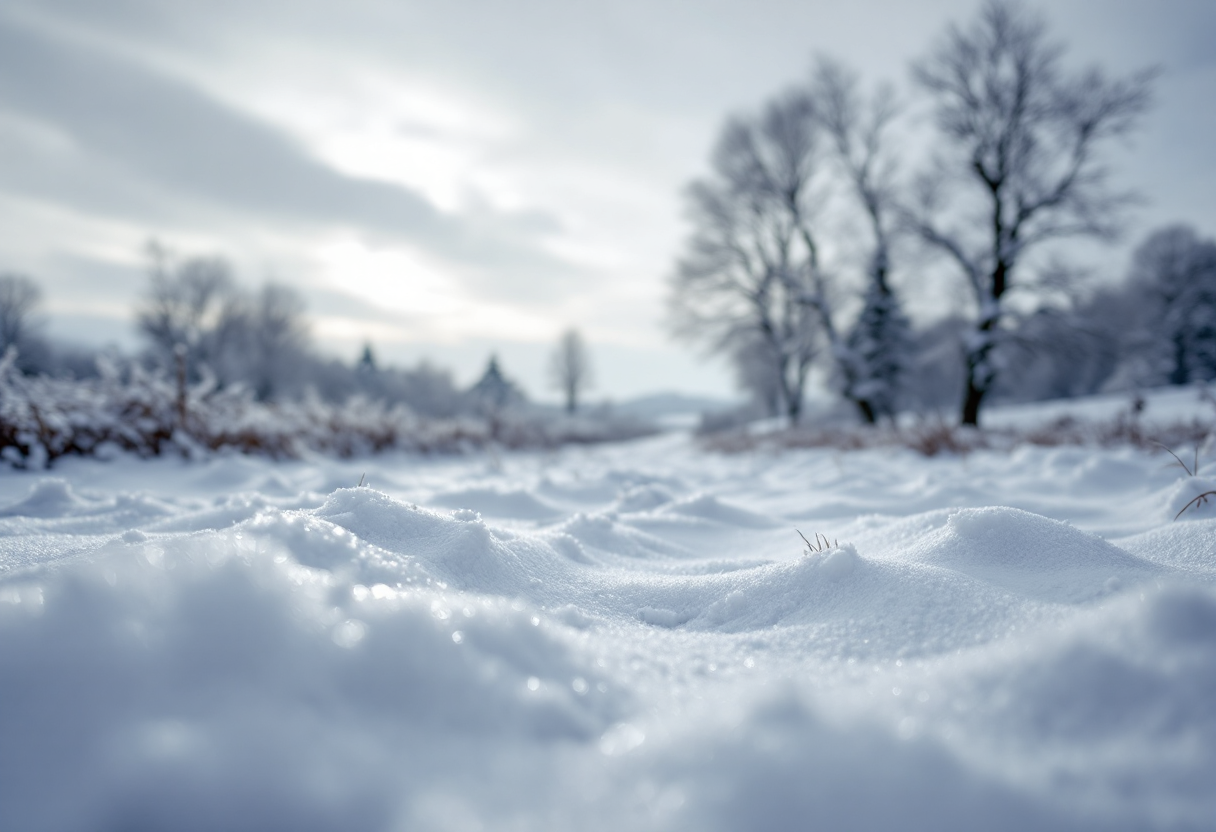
[174,343,189,431]
[856,398,876,424]
[1169,333,1188,386]
[785,372,803,426]
[960,282,1001,427]
[961,373,984,426]
[786,396,802,426]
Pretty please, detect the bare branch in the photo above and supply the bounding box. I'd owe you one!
[909,0,1154,425]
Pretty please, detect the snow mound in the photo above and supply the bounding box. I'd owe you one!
[314,487,571,595]
[662,493,778,528]
[613,483,677,513]
[1,428,1215,830]
[0,478,101,518]
[1165,476,1216,522]
[429,485,566,522]
[897,506,1161,602]
[648,689,1070,832]
[1111,518,1216,576]
[914,583,1216,828]
[0,526,621,832]
[558,511,693,560]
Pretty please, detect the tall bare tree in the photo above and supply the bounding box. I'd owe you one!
[0,273,42,357]
[136,242,313,399]
[909,0,1153,425]
[669,90,825,425]
[812,57,911,422]
[136,241,237,381]
[225,283,312,401]
[549,328,593,414]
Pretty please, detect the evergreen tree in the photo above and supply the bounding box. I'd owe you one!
[468,355,525,412]
[357,343,377,374]
[842,274,911,420]
[812,57,908,423]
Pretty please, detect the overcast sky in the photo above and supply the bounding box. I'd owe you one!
[1,0,1213,400]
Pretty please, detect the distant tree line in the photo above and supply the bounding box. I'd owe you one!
[0,237,610,424]
[0,247,652,466]
[3,3,1210,435]
[669,0,1188,427]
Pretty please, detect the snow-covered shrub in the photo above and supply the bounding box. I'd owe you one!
[0,351,659,468]
[699,403,1214,458]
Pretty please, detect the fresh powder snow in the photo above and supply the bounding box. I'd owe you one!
[1,393,1215,831]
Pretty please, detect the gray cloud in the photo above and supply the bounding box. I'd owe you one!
[0,11,581,301]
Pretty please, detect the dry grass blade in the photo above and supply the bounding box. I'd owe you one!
[1174,491,1216,521]
[797,529,838,554]
[1154,441,1196,477]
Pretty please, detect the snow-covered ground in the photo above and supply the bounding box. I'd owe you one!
[2,390,1215,831]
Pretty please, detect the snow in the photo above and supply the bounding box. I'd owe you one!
[2,394,1215,830]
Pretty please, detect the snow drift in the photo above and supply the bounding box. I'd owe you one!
[1,429,1214,831]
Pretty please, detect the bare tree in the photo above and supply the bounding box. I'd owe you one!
[135,242,315,399]
[730,333,784,417]
[549,328,593,414]
[254,283,310,400]
[136,241,237,381]
[669,91,825,425]
[0,273,42,356]
[214,282,312,401]
[1124,224,1216,385]
[811,57,911,422]
[909,0,1153,425]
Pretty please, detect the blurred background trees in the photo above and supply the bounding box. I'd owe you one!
[549,329,593,414]
[811,57,910,423]
[907,0,1153,425]
[2,217,1213,431]
[670,0,1157,427]
[135,243,313,401]
[667,89,824,425]
[136,242,236,384]
[3,0,1211,433]
[0,273,48,373]
[1123,225,1216,387]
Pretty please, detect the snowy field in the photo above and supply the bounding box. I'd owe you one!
[2,390,1216,831]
